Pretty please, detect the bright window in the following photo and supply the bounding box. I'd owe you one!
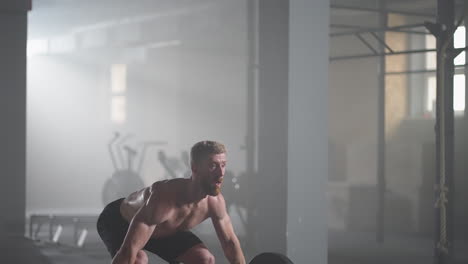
[426,76,436,112]
[426,74,465,114]
[111,64,127,124]
[454,74,466,112]
[27,39,48,57]
[424,26,466,116]
[454,26,466,66]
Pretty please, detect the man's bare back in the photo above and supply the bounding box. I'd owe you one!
[120,178,217,238]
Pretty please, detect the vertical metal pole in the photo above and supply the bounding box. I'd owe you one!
[246,0,257,176]
[376,0,387,244]
[29,216,34,239]
[465,3,468,120]
[246,0,258,253]
[434,0,455,263]
[73,218,79,243]
[49,216,54,242]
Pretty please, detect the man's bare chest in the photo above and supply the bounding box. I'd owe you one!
[153,204,209,237]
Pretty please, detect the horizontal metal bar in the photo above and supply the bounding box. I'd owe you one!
[386,64,467,75]
[330,23,428,37]
[331,24,430,35]
[330,48,437,61]
[381,23,428,31]
[386,69,436,75]
[331,47,467,61]
[331,4,435,18]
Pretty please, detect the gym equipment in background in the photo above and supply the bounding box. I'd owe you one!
[101,132,166,205]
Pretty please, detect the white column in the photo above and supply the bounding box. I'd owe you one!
[287,1,329,264]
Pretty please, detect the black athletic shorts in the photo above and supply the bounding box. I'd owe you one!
[96,198,203,263]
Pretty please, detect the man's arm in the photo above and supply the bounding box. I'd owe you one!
[210,195,246,264]
[112,206,155,264]
[112,184,169,264]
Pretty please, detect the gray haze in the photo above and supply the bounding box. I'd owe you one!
[21,0,468,264]
[27,1,248,214]
[26,1,328,263]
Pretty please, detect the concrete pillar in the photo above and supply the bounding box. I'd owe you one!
[253,0,328,263]
[254,0,289,254]
[0,0,30,235]
[287,0,328,263]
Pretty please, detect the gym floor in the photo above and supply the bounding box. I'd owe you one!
[26,223,234,264]
[12,226,468,264]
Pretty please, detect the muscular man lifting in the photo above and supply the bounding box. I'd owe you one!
[97,141,245,264]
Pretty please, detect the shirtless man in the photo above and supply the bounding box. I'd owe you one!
[97,141,245,264]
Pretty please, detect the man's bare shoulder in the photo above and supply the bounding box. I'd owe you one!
[142,179,182,224]
[149,178,184,196]
[207,193,227,218]
[146,178,189,207]
[147,180,170,203]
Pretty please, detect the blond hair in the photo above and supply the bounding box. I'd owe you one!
[190,141,226,165]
